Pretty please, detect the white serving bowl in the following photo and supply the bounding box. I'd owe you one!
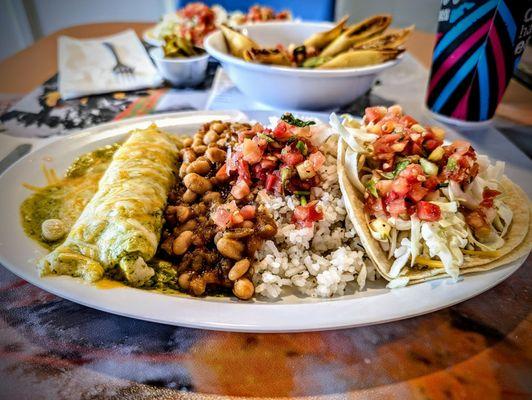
[149,47,209,87]
[204,21,402,110]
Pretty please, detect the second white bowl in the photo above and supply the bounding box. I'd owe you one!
[150,47,209,87]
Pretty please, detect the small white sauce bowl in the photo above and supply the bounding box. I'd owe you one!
[149,47,209,87]
[204,21,402,110]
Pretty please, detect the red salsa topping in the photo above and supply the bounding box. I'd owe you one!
[216,113,325,227]
[361,106,486,222]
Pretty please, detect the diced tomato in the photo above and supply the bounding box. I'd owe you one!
[376,179,393,195]
[242,138,262,164]
[237,159,251,185]
[273,121,292,140]
[231,178,250,200]
[281,149,305,166]
[265,173,278,192]
[408,183,429,202]
[416,201,441,221]
[212,207,232,228]
[215,164,230,182]
[260,158,277,170]
[399,115,417,128]
[212,201,241,229]
[387,198,409,218]
[399,164,423,183]
[373,134,402,156]
[423,176,440,191]
[391,177,410,196]
[292,200,323,227]
[411,142,424,155]
[308,151,326,171]
[479,188,500,208]
[240,205,256,220]
[424,139,442,152]
[364,106,387,123]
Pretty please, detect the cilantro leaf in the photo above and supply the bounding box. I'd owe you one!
[281,113,316,127]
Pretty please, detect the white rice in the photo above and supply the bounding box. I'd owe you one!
[252,136,377,298]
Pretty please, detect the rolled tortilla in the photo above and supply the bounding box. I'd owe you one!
[39,124,178,286]
[337,138,531,284]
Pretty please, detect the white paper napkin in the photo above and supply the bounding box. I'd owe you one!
[58,29,162,100]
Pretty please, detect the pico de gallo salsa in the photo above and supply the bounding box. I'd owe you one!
[214,113,326,227]
[358,105,497,231]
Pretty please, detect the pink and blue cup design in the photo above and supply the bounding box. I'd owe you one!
[426,0,532,123]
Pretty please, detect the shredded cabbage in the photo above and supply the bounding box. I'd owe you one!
[344,148,366,193]
[420,219,468,280]
[329,113,365,152]
[389,238,411,278]
[387,276,410,288]
[410,217,421,267]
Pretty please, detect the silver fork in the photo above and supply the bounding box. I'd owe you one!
[103,42,135,77]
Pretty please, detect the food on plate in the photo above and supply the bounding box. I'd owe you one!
[21,144,120,250]
[220,14,410,69]
[335,105,530,287]
[157,115,371,299]
[22,115,372,300]
[149,2,291,46]
[162,34,205,58]
[38,125,179,286]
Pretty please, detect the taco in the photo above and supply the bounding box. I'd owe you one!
[333,105,530,287]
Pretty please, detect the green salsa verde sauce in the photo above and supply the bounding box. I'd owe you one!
[20,143,120,249]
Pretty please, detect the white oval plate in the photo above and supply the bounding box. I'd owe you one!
[0,111,527,332]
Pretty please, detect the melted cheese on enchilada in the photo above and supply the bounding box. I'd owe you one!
[39,124,178,286]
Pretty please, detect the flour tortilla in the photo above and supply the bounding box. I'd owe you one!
[337,138,531,283]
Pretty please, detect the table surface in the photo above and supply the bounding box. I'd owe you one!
[0,22,531,400]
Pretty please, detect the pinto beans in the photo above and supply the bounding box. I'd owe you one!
[174,205,191,223]
[184,173,212,194]
[216,237,244,260]
[233,278,254,300]
[191,145,207,155]
[205,147,226,163]
[186,159,211,175]
[228,259,250,281]
[179,162,189,178]
[172,231,194,255]
[182,148,196,163]
[182,137,193,147]
[178,272,192,289]
[202,191,222,204]
[203,129,219,145]
[189,275,206,296]
[210,122,226,133]
[182,189,198,203]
